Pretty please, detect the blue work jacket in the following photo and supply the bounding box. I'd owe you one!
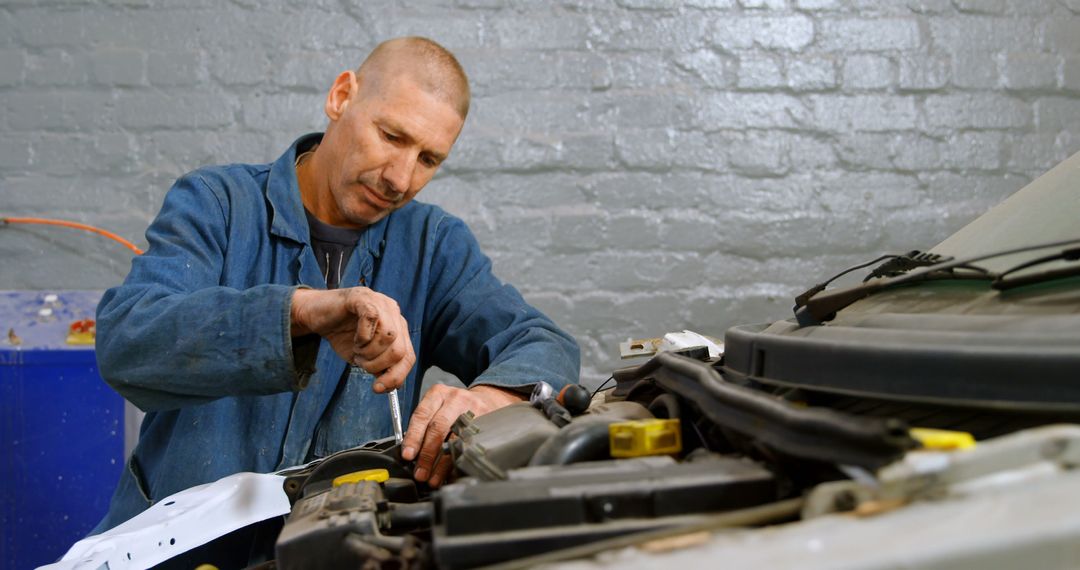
[92,133,580,532]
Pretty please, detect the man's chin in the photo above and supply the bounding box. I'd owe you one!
[342,206,391,228]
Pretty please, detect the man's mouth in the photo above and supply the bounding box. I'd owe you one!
[361,185,397,209]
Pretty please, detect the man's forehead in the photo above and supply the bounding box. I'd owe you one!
[363,71,462,115]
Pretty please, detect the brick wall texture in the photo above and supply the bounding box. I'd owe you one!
[2,0,1080,386]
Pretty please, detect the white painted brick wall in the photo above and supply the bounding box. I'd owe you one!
[2,0,1080,386]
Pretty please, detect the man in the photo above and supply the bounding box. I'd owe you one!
[93,37,580,532]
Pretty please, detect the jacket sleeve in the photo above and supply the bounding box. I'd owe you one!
[95,172,309,412]
[421,214,581,394]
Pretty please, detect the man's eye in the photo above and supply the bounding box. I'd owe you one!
[421,156,438,168]
[382,130,400,142]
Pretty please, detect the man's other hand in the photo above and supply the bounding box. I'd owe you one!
[290,287,415,392]
[401,384,524,487]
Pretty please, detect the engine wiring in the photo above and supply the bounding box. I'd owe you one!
[1,216,143,255]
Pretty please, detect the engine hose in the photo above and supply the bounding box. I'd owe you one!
[388,502,434,532]
[648,393,681,419]
[527,422,613,466]
[637,352,915,469]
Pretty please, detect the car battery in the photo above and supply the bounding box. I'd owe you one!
[0,290,123,570]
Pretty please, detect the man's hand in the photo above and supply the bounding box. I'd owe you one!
[401,384,524,487]
[290,287,415,393]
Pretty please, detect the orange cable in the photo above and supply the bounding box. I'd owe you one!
[1,216,143,255]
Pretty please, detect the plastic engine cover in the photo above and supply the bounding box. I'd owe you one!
[433,454,777,568]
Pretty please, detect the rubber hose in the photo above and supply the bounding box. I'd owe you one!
[388,502,434,532]
[648,393,681,420]
[527,422,613,466]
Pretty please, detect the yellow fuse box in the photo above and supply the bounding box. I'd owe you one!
[910,428,976,451]
[609,419,682,458]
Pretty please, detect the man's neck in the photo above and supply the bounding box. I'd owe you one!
[296,144,365,230]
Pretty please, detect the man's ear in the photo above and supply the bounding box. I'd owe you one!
[325,70,357,121]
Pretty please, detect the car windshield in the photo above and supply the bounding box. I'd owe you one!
[931,150,1080,274]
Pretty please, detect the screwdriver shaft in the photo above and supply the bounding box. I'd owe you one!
[389,389,404,444]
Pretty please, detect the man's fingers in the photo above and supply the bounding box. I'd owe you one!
[387,322,416,389]
[372,353,412,392]
[353,307,382,346]
[413,410,454,482]
[351,291,401,342]
[353,309,407,363]
[427,451,454,488]
[401,387,443,461]
[362,324,414,392]
[395,314,414,359]
[406,385,459,481]
[356,339,406,378]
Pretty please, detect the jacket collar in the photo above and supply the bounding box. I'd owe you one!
[266,133,389,259]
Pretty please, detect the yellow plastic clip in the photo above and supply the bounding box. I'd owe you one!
[910,428,976,451]
[332,468,390,487]
[609,419,682,458]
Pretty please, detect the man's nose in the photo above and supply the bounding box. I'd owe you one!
[383,150,416,196]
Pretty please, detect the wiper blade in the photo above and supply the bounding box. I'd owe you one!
[994,265,1080,291]
[992,246,1080,291]
[795,237,1080,326]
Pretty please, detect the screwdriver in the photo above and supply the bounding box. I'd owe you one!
[388,388,404,444]
[352,363,405,444]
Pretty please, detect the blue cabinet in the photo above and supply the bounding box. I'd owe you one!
[1,291,123,569]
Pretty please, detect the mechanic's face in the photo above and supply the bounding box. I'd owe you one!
[320,71,463,228]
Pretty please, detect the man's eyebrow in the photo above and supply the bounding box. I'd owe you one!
[379,120,408,137]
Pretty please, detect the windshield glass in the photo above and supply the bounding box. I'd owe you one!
[931,150,1080,274]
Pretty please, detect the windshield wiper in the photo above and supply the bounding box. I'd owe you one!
[792,251,963,308]
[992,246,1080,291]
[794,238,1080,326]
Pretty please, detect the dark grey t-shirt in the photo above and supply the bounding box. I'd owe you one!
[305,209,364,290]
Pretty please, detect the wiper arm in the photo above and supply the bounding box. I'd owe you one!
[992,246,1080,291]
[795,237,1080,326]
[793,251,953,309]
[862,250,962,281]
[793,254,900,308]
[794,279,887,326]
[795,267,989,326]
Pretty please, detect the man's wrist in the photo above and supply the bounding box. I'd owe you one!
[289,287,314,337]
[468,384,527,404]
